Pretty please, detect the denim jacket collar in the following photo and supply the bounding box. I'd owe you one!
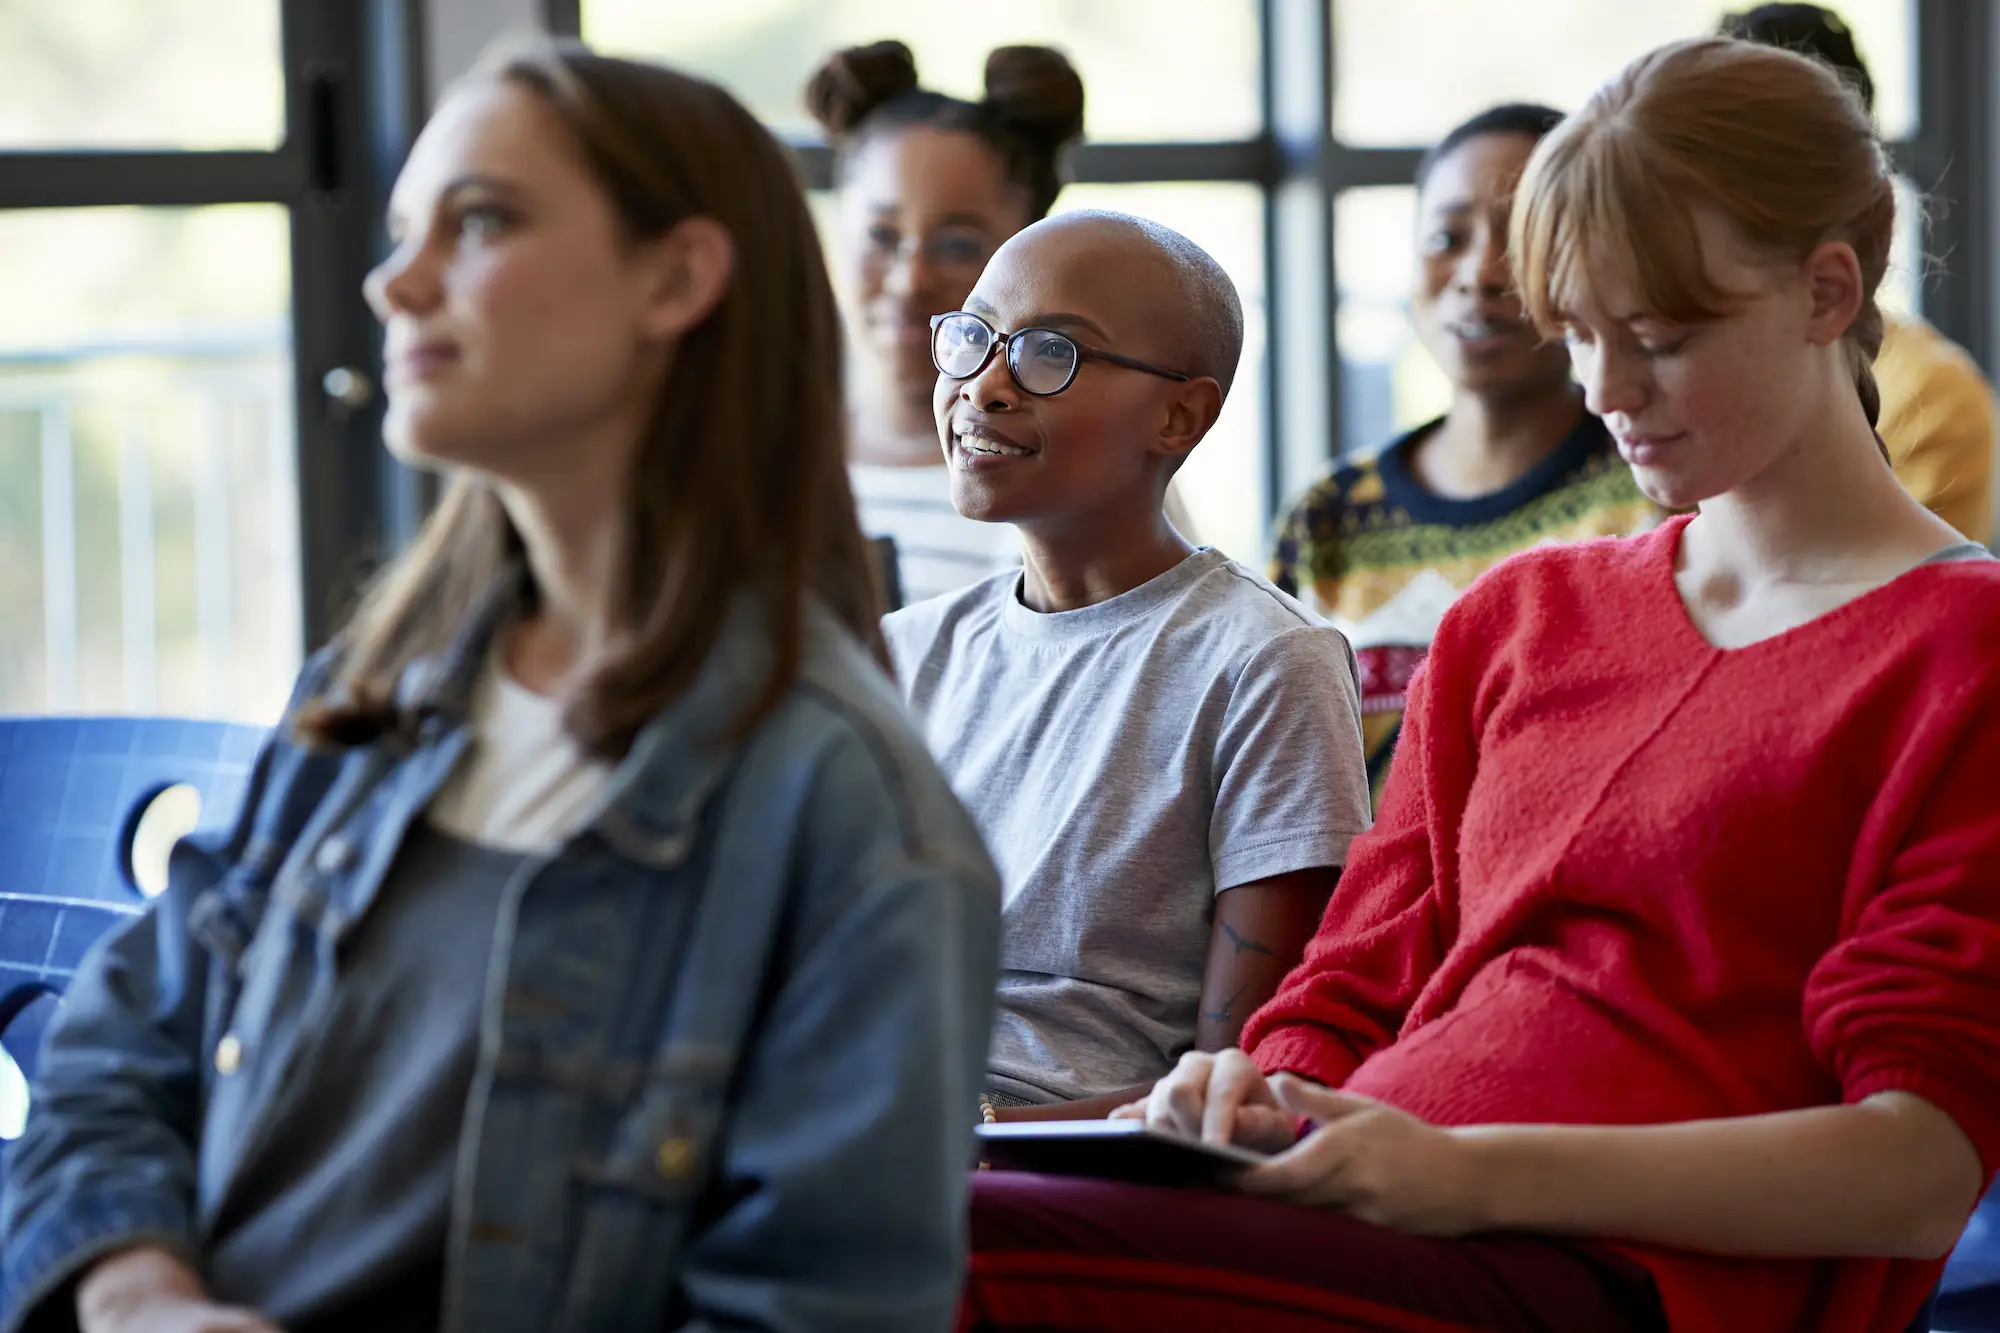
[394,567,801,872]
[388,567,531,731]
[591,595,796,870]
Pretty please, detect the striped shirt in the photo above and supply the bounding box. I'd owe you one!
[1272,409,1659,805]
[850,462,1024,608]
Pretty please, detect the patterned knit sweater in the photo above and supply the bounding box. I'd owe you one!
[1245,517,2000,1333]
[1271,408,1657,802]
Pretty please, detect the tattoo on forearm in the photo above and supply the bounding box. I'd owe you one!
[1222,922,1278,959]
[1202,985,1248,1024]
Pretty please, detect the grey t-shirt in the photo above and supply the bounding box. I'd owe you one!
[884,547,1371,1103]
[204,823,519,1332]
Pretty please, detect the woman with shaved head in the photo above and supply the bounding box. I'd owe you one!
[885,208,1372,1133]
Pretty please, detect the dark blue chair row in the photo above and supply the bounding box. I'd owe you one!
[1939,1190,2000,1331]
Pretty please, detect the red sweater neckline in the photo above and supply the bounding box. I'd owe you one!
[1643,512,1989,657]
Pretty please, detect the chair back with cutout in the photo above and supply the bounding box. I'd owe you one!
[1937,1186,2000,1331]
[0,717,264,1082]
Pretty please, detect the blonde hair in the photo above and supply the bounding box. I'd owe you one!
[1511,36,1897,425]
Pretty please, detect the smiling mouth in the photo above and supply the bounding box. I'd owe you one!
[1448,318,1519,341]
[956,429,1036,458]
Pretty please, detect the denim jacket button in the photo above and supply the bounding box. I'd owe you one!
[314,836,356,876]
[655,1136,694,1179]
[214,1033,244,1076]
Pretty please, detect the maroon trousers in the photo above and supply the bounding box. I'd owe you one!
[961,1172,1668,1333]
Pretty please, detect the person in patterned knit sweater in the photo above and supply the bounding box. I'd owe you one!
[1272,102,1658,804]
[962,37,2000,1333]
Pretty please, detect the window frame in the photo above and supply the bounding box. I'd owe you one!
[0,0,431,658]
[549,0,1989,545]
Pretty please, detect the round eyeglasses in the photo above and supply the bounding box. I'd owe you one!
[929,311,1192,397]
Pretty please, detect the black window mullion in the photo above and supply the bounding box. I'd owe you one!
[0,151,305,209]
[788,139,1273,193]
[1262,0,1339,520]
[1260,0,1284,528]
[1909,0,1995,374]
[544,0,583,38]
[1328,144,1421,191]
[284,0,429,653]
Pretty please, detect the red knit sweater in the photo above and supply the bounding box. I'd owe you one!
[1243,515,2000,1333]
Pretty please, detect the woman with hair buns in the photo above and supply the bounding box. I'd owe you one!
[808,41,1196,605]
[961,36,2000,1333]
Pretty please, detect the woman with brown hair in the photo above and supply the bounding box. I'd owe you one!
[960,36,2000,1333]
[1,40,999,1333]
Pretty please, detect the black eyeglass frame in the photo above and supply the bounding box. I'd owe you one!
[929,310,1193,397]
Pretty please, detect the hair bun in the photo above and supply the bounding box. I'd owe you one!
[805,40,920,136]
[982,45,1085,145]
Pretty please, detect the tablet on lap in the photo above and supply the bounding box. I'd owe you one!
[976,1119,1270,1189]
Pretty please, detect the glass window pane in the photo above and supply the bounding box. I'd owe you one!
[0,1,283,150]
[0,206,301,723]
[1883,173,1922,319]
[1054,183,1267,564]
[1335,186,1451,460]
[584,0,1260,142]
[1335,0,1912,145]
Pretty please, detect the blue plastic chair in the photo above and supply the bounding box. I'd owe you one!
[0,717,266,1082]
[0,717,265,1314]
[1935,1187,2000,1330]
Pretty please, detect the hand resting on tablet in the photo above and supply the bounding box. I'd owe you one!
[1117,1046,1504,1237]
[1112,1047,1301,1154]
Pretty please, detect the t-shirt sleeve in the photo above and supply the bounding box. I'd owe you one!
[1804,698,2000,1180]
[1208,624,1372,892]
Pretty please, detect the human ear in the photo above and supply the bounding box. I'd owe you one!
[1152,377,1225,467]
[637,216,736,342]
[1801,239,1864,348]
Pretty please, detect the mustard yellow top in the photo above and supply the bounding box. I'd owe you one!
[1876,314,1997,542]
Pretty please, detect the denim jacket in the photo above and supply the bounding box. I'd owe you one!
[2,579,1002,1333]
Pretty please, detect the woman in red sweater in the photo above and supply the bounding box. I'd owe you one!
[962,36,2000,1333]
